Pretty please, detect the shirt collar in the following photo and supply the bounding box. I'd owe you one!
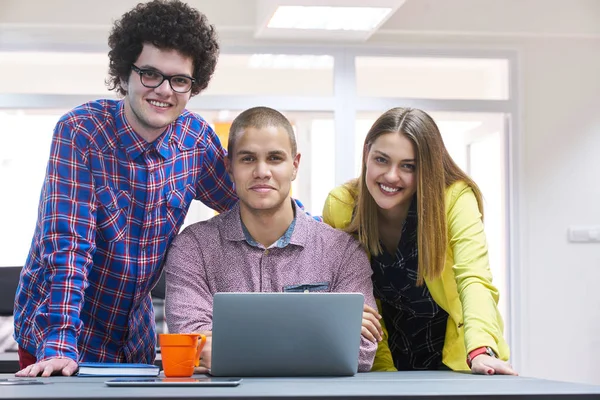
[114,100,176,160]
[241,214,297,249]
[223,200,309,249]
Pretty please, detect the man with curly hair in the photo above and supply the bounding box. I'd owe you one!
[13,0,236,377]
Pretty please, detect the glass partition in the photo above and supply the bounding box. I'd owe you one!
[206,54,335,96]
[356,56,509,100]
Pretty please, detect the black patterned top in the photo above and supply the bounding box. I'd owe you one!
[371,199,449,370]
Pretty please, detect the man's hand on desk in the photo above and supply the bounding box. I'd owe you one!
[471,355,518,376]
[194,331,212,374]
[15,357,78,377]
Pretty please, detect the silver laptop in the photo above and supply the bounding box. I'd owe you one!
[210,292,364,377]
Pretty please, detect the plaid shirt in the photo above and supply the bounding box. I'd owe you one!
[13,99,237,364]
[371,200,449,370]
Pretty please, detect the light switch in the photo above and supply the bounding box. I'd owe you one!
[568,226,600,243]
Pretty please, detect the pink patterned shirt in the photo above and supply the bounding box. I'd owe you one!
[164,202,377,371]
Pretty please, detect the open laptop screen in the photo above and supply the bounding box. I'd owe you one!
[210,292,364,377]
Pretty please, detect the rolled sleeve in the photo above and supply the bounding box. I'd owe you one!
[33,121,96,362]
[448,185,505,358]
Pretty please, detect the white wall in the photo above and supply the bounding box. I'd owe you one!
[519,37,600,385]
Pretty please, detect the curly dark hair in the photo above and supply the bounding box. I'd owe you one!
[106,0,219,97]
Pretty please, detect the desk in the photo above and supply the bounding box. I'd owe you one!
[0,353,163,374]
[1,371,599,399]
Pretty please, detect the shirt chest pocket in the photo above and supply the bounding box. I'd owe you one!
[283,282,331,293]
[95,186,130,242]
[164,184,196,237]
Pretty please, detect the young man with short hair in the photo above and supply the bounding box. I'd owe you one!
[164,107,377,372]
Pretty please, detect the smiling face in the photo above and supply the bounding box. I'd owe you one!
[122,43,193,142]
[365,131,417,216]
[227,126,300,216]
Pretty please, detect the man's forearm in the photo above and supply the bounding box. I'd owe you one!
[357,336,377,372]
[37,328,79,362]
[32,122,96,361]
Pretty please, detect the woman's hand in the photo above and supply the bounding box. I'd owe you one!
[361,304,383,343]
[471,355,518,375]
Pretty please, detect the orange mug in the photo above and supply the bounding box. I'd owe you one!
[159,333,207,377]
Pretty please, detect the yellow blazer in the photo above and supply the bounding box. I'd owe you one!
[323,180,510,371]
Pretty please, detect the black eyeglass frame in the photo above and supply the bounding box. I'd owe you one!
[131,64,196,93]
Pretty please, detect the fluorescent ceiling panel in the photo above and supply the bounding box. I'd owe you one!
[255,0,406,42]
[267,6,392,31]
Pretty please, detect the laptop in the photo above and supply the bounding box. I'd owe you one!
[210,292,364,377]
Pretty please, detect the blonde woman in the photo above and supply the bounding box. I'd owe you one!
[323,107,516,375]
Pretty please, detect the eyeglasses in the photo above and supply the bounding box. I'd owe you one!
[131,64,195,93]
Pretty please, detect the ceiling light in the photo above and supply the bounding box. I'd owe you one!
[267,6,392,31]
[255,0,406,42]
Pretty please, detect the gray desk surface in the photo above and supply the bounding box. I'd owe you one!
[0,352,163,373]
[1,371,599,400]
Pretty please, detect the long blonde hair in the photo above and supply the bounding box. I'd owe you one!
[345,107,484,285]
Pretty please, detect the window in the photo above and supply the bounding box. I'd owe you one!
[356,56,509,100]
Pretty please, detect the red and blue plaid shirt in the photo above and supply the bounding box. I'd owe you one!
[13,99,237,363]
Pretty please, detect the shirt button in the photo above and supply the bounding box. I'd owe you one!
[264,250,269,255]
